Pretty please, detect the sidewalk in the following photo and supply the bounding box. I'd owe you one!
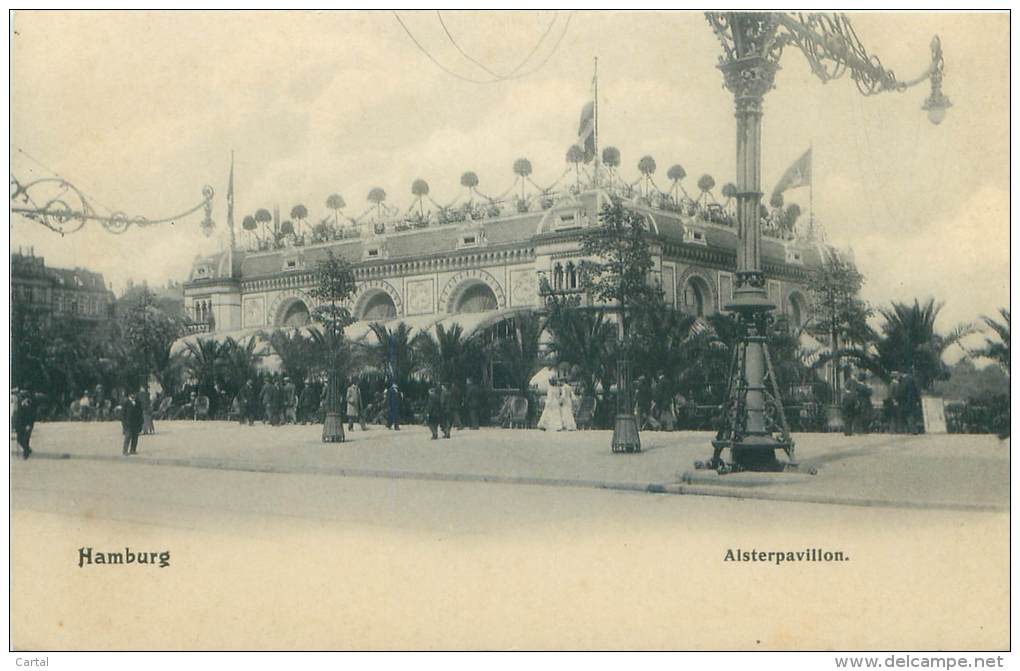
[14,420,1009,511]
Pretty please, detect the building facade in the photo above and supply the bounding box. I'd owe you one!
[11,248,115,325]
[181,183,819,345]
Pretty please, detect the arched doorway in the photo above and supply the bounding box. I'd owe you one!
[454,282,498,313]
[280,300,310,327]
[682,276,712,317]
[361,291,397,320]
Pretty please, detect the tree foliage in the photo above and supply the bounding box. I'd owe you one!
[308,251,357,336]
[977,308,1010,373]
[577,197,662,334]
[490,312,545,395]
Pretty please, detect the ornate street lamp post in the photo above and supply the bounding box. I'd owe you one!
[702,12,950,473]
[10,176,215,236]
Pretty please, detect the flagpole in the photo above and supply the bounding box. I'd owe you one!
[808,141,814,240]
[227,150,236,277]
[593,57,600,173]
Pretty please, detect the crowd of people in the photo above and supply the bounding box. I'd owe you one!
[8,362,947,462]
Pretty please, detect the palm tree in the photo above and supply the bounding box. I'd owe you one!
[977,308,1009,373]
[366,322,416,389]
[413,323,478,385]
[544,306,617,417]
[219,336,262,398]
[290,204,308,236]
[176,338,229,398]
[269,329,315,385]
[306,326,356,383]
[827,298,974,391]
[325,193,346,227]
[490,312,544,396]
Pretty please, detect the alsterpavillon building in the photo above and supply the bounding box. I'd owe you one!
[174,165,823,373]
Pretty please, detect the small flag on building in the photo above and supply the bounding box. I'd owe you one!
[771,147,812,202]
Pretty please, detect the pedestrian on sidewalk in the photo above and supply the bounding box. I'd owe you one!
[426,384,443,440]
[449,382,464,431]
[237,380,254,426]
[299,378,318,425]
[465,378,481,430]
[439,383,453,439]
[270,379,285,426]
[139,386,155,435]
[121,392,144,456]
[261,378,277,425]
[346,381,367,431]
[386,382,401,431]
[14,391,35,460]
[283,377,298,425]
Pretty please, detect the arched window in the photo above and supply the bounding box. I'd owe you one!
[455,283,499,314]
[553,263,564,291]
[566,262,577,290]
[682,277,711,318]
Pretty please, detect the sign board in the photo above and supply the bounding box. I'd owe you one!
[921,395,948,434]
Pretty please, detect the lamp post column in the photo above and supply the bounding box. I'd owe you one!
[706,12,794,471]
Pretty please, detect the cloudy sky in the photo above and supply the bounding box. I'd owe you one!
[11,10,1009,342]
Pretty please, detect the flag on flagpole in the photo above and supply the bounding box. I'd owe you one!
[577,101,595,163]
[226,151,236,251]
[576,66,597,163]
[771,147,812,201]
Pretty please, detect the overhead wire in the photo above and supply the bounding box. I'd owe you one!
[14,147,118,215]
[392,11,572,85]
[436,10,558,81]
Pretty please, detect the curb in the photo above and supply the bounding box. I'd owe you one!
[21,451,1006,513]
[661,484,1007,513]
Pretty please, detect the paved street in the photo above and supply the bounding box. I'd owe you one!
[13,420,1011,509]
[10,421,1010,650]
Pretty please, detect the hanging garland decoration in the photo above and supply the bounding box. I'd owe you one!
[10,175,214,237]
[526,165,572,195]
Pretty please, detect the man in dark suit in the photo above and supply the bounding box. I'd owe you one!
[121,392,144,455]
[465,378,481,430]
[261,378,277,425]
[386,382,401,431]
[426,385,442,440]
[439,383,453,439]
[14,392,35,459]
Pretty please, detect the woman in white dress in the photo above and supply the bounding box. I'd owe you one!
[537,379,563,431]
[560,380,577,431]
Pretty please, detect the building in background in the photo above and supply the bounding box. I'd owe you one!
[11,248,115,326]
